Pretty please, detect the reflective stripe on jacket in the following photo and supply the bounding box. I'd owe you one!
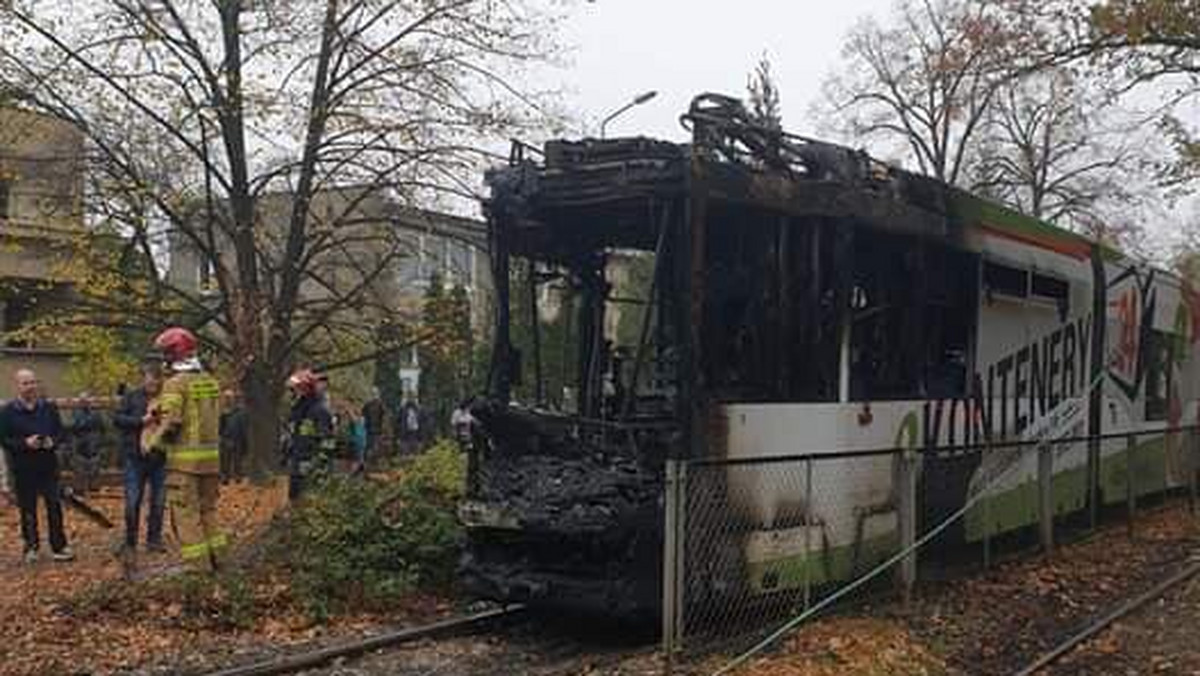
[144,371,222,474]
[288,395,335,462]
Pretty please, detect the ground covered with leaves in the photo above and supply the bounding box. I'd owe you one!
[0,442,469,676]
[704,500,1200,676]
[6,458,1200,675]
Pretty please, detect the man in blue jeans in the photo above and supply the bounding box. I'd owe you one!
[112,363,166,553]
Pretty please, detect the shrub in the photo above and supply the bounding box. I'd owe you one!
[401,438,468,506]
[170,572,258,630]
[287,441,467,620]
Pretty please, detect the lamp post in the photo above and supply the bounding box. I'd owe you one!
[600,90,658,139]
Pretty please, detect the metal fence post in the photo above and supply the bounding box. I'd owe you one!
[1126,433,1137,539]
[675,461,686,649]
[897,448,917,602]
[1189,426,1198,517]
[661,458,683,671]
[983,438,992,570]
[803,457,813,611]
[1038,442,1054,554]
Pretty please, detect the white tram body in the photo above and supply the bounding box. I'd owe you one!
[725,210,1200,591]
[466,94,1200,614]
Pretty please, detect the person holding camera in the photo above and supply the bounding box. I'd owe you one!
[0,369,72,564]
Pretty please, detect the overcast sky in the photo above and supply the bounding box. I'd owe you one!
[544,0,889,142]
[526,0,1196,256]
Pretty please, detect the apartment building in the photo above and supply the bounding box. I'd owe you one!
[166,188,491,396]
[0,106,85,394]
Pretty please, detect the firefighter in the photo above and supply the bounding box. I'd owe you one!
[285,368,335,501]
[142,327,225,573]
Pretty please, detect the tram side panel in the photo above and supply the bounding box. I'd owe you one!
[715,256,1200,594]
[1097,264,1200,504]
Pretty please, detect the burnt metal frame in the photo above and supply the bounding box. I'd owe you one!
[483,94,978,462]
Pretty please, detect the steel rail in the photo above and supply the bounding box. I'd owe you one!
[1015,561,1200,675]
[202,604,526,676]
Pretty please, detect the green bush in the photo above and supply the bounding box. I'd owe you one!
[401,438,468,506]
[171,572,258,630]
[288,441,467,620]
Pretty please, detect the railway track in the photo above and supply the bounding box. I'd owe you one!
[202,605,527,676]
[199,604,655,676]
[1015,557,1200,675]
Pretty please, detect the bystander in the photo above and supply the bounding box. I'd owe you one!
[361,389,383,467]
[0,369,73,563]
[112,363,166,554]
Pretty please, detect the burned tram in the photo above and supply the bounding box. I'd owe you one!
[460,94,1200,618]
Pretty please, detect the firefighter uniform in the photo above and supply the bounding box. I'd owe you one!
[286,392,335,501]
[144,367,225,571]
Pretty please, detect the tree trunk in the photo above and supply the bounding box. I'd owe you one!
[242,358,283,481]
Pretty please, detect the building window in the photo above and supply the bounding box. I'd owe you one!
[418,233,431,284]
[0,179,10,221]
[2,297,34,348]
[198,258,220,295]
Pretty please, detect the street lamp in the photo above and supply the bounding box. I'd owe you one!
[599,90,658,139]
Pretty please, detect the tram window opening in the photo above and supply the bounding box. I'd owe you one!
[504,243,676,417]
[1031,272,1070,318]
[1031,273,1068,301]
[1144,329,1173,422]
[984,261,1028,300]
[602,249,673,415]
[700,208,839,402]
[850,233,975,401]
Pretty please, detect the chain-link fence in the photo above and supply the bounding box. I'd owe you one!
[661,425,1200,672]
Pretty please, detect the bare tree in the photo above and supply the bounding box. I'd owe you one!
[746,52,783,131]
[0,0,564,476]
[967,67,1150,238]
[1003,0,1199,189]
[820,0,1028,185]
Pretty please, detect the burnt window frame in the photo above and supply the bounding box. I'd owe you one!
[849,233,977,402]
[698,209,842,404]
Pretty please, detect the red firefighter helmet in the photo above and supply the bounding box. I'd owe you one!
[153,327,198,363]
[287,368,319,397]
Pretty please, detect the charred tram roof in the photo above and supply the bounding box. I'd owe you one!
[484,93,967,260]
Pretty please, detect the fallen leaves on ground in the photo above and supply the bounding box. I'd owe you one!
[698,501,1199,676]
[720,618,945,676]
[0,476,453,676]
[905,501,1200,674]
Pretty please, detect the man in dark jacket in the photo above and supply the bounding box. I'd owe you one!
[112,364,166,552]
[0,368,72,563]
[285,369,335,501]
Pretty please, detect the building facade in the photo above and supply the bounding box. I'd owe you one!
[0,106,86,396]
[166,188,492,399]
